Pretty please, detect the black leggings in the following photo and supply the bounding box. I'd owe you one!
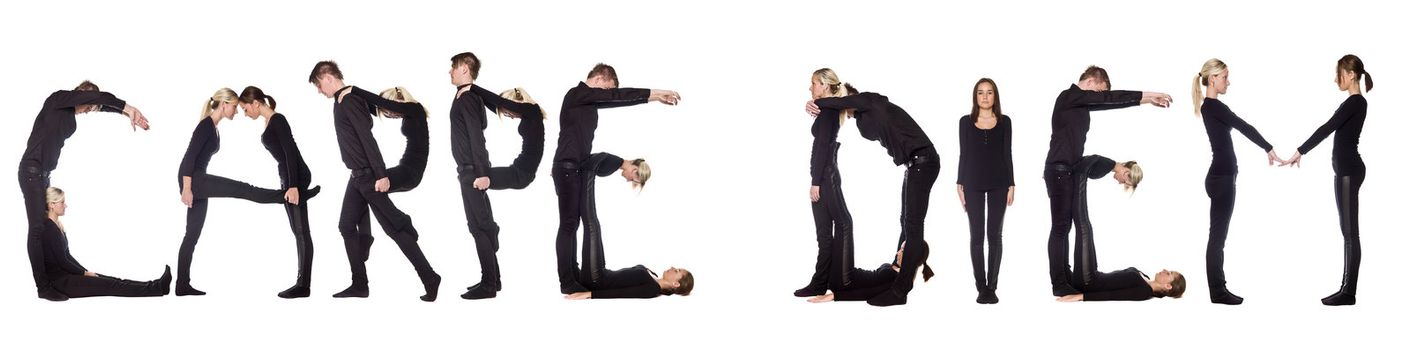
[964,187,1006,292]
[52,273,164,298]
[1332,173,1364,294]
[890,147,939,295]
[1205,174,1236,292]
[1072,178,1098,288]
[1044,165,1076,291]
[176,173,285,285]
[282,200,314,288]
[806,143,852,289]
[18,168,50,291]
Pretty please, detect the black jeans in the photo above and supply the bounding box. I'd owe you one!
[890,147,939,295]
[1072,173,1097,288]
[808,143,852,289]
[176,173,286,285]
[1044,164,1076,293]
[337,171,436,287]
[18,166,50,291]
[52,273,164,298]
[552,164,604,290]
[459,167,502,288]
[964,187,1006,292]
[282,199,314,288]
[1333,172,1365,294]
[1205,174,1237,292]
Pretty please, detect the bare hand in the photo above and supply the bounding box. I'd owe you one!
[804,100,820,117]
[374,177,391,192]
[285,188,300,205]
[337,87,352,103]
[650,90,681,105]
[1007,186,1016,206]
[1281,151,1303,168]
[123,105,150,131]
[1056,294,1084,302]
[1142,92,1173,108]
[564,292,592,300]
[807,293,835,303]
[473,176,491,190]
[1266,150,1285,167]
[810,186,821,202]
[181,187,194,208]
[956,184,966,210]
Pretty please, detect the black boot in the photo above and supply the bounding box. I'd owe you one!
[175,278,205,296]
[38,286,69,302]
[332,283,369,298]
[794,284,827,297]
[420,272,441,302]
[159,266,173,296]
[461,283,496,300]
[977,288,999,304]
[278,285,311,299]
[1210,288,1243,305]
[303,185,322,201]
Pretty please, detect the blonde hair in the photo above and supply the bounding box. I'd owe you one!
[377,87,429,119]
[631,158,651,190]
[1122,161,1143,192]
[200,88,238,120]
[1191,58,1228,117]
[812,68,854,123]
[45,187,65,204]
[498,87,548,120]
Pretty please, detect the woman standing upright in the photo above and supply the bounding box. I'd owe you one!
[955,78,1014,304]
[793,68,853,297]
[238,86,322,298]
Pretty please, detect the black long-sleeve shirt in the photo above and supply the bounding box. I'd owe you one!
[583,153,625,177]
[957,115,1015,190]
[331,86,389,179]
[260,114,311,189]
[552,82,651,164]
[177,117,219,189]
[1074,154,1116,182]
[21,90,127,171]
[809,108,842,186]
[1297,95,1367,174]
[449,84,491,177]
[834,263,899,301]
[1045,85,1143,166]
[347,87,428,168]
[1081,267,1154,302]
[813,92,933,165]
[1200,99,1273,176]
[590,265,662,299]
[40,220,87,278]
[471,85,545,169]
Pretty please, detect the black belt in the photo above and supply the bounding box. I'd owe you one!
[19,165,50,178]
[350,168,374,178]
[905,147,938,167]
[553,161,580,170]
[1046,163,1072,173]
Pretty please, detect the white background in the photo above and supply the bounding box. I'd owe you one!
[2,0,1405,348]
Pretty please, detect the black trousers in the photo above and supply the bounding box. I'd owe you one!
[489,163,537,190]
[577,200,607,288]
[890,147,939,295]
[1333,172,1365,294]
[176,173,285,285]
[18,167,50,291]
[964,187,1006,292]
[1071,175,1098,288]
[282,199,314,288]
[386,159,426,193]
[807,142,852,289]
[1044,164,1076,293]
[52,273,164,298]
[458,168,502,288]
[337,171,436,286]
[552,165,598,289]
[1205,174,1237,292]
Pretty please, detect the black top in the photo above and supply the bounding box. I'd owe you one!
[552,82,651,164]
[331,86,389,179]
[21,90,127,171]
[1080,267,1154,302]
[1045,84,1143,166]
[260,114,311,190]
[1074,155,1116,181]
[957,115,1015,190]
[177,117,220,189]
[814,92,934,165]
[471,85,545,170]
[1200,99,1273,176]
[834,263,899,301]
[346,87,428,168]
[449,84,491,177]
[1297,95,1367,174]
[40,220,86,278]
[809,108,843,186]
[590,265,662,299]
[583,152,625,177]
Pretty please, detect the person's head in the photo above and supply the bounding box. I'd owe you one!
[1077,65,1111,92]
[72,80,103,113]
[376,87,428,119]
[971,78,1002,122]
[1335,54,1373,93]
[237,86,277,120]
[585,63,618,88]
[1113,160,1144,192]
[622,158,651,190]
[307,61,345,98]
[497,88,548,120]
[1191,59,1230,116]
[659,267,694,296]
[449,52,480,86]
[1151,269,1186,298]
[810,68,848,100]
[45,187,66,217]
[201,88,239,122]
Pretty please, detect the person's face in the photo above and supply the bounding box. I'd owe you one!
[1335,68,1354,91]
[314,75,338,98]
[1113,166,1132,186]
[976,81,996,110]
[621,164,639,184]
[239,102,259,119]
[1209,69,1230,95]
[661,267,688,286]
[74,104,101,114]
[48,199,66,216]
[214,101,237,120]
[449,63,473,86]
[1080,77,1109,92]
[587,75,618,89]
[810,76,829,99]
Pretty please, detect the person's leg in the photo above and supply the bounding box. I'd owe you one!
[362,184,440,302]
[1070,179,1097,290]
[334,177,372,298]
[192,173,285,204]
[1323,173,1363,305]
[279,201,313,298]
[982,187,1006,303]
[1045,167,1077,296]
[459,172,502,299]
[799,156,848,297]
[1206,174,1242,304]
[174,198,209,295]
[53,267,171,298]
[19,169,63,300]
[488,166,531,190]
[553,167,587,293]
[870,154,938,306]
[964,188,987,293]
[577,190,608,290]
[825,169,856,293]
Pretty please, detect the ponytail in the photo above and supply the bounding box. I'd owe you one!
[1192,59,1227,117]
[1364,71,1373,92]
[202,88,238,120]
[1191,73,1204,117]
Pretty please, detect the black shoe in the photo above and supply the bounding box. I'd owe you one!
[467,281,502,292]
[793,284,827,297]
[866,289,907,307]
[1321,291,1355,306]
[1052,284,1080,297]
[37,287,69,302]
[332,284,369,298]
[304,186,322,201]
[1210,289,1244,305]
[560,282,588,295]
[175,283,206,296]
[977,289,999,304]
[461,284,497,300]
[278,285,311,299]
[159,266,173,296]
[420,273,441,302]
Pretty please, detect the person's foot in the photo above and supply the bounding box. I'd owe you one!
[304,186,322,201]
[793,284,827,297]
[866,289,907,307]
[1210,289,1244,305]
[278,285,311,299]
[37,287,68,302]
[175,283,206,296]
[1321,291,1356,306]
[461,283,497,300]
[1052,284,1080,297]
[419,273,441,302]
[332,284,369,298]
[560,282,588,295]
[159,266,173,296]
[977,289,999,304]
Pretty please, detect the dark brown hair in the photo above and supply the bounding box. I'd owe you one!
[451,52,481,80]
[970,78,1002,123]
[238,86,277,110]
[1078,65,1110,88]
[663,270,694,296]
[1337,54,1373,92]
[587,63,618,86]
[74,80,100,92]
[307,61,343,84]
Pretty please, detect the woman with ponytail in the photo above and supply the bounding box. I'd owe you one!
[1191,59,1281,305]
[237,86,322,298]
[794,68,855,298]
[1282,54,1372,306]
